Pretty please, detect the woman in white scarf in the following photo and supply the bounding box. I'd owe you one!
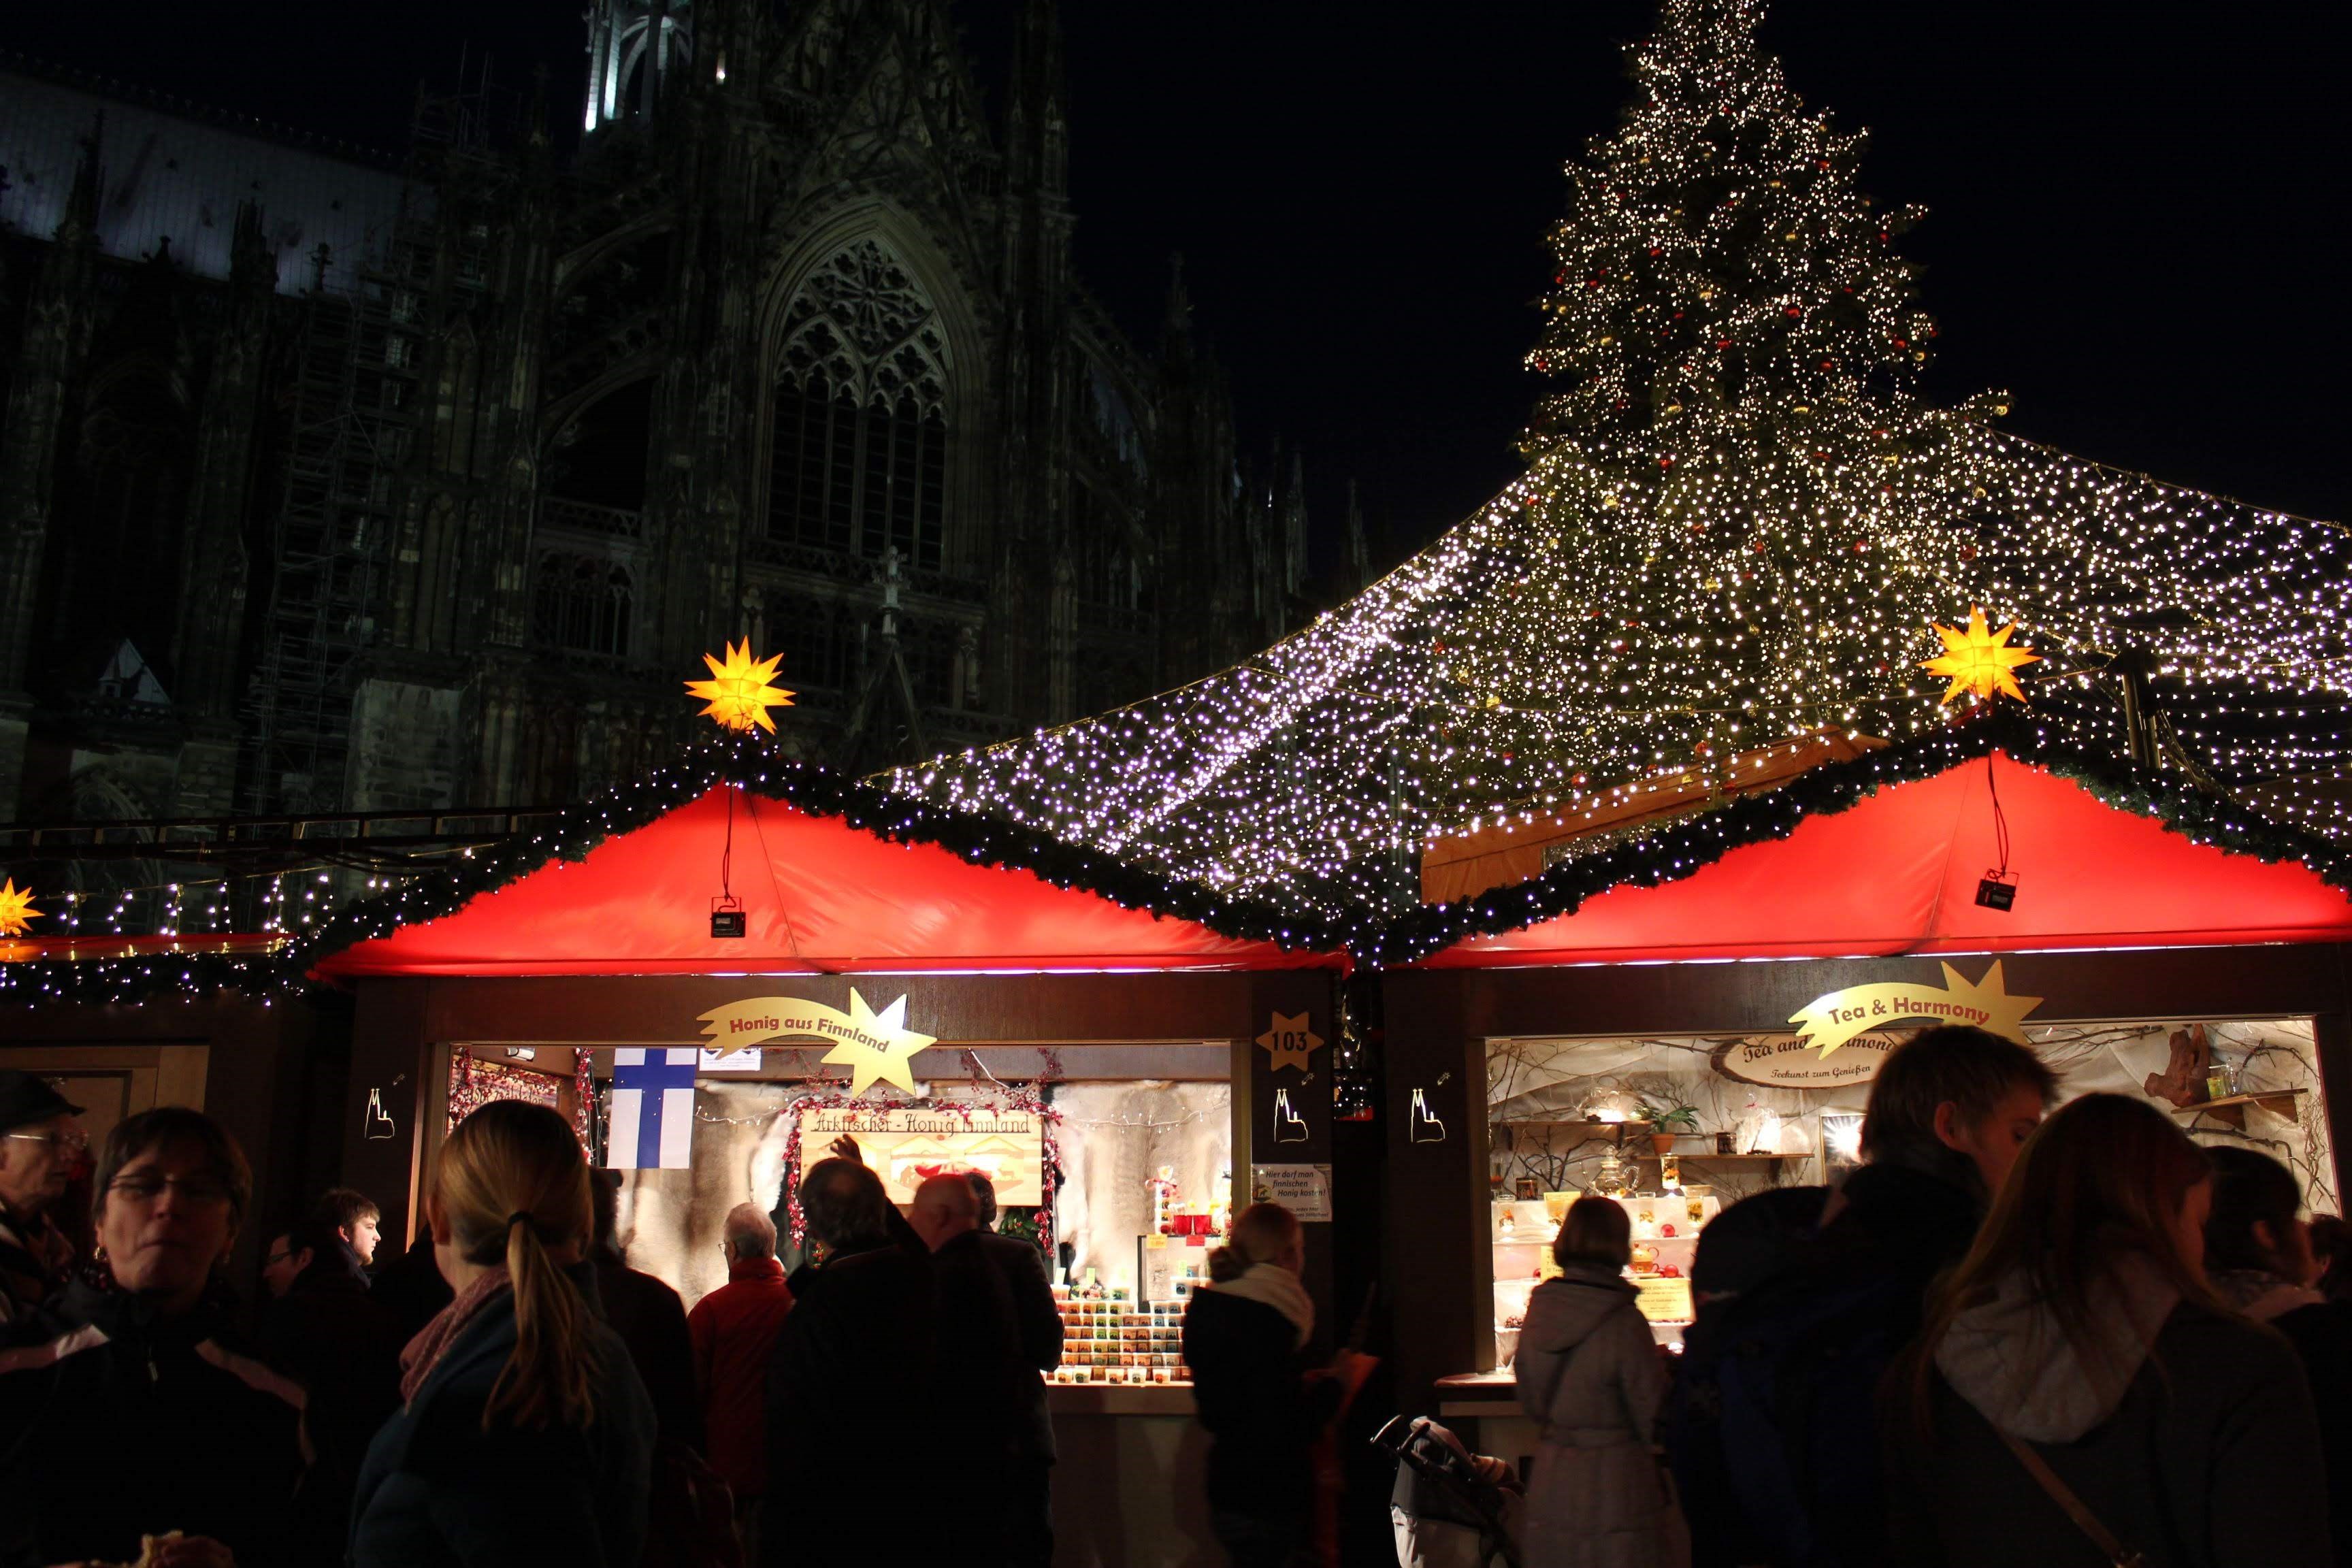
[1183,1202,1362,1566]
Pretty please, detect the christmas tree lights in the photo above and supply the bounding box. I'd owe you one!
[882,0,2352,927]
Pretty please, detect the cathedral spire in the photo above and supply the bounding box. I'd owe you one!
[1162,253,1193,360]
[57,114,103,248]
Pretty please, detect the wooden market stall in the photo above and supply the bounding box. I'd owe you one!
[299,752,1352,1568]
[1370,724,2352,1451]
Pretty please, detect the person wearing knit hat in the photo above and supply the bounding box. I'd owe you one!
[0,1070,84,1329]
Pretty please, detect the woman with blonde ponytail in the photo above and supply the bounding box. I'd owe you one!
[351,1099,657,1567]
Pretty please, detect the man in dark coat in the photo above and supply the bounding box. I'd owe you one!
[762,1158,936,1568]
[0,1072,82,1331]
[261,1217,409,1561]
[960,1173,1065,1567]
[910,1175,1064,1568]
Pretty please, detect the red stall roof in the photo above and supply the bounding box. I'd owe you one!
[312,785,1338,978]
[1417,753,2352,967]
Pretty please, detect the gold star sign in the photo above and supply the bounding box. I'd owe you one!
[1256,1013,1325,1074]
[1922,608,2039,704]
[685,639,796,734]
[0,879,37,938]
[819,989,937,1098]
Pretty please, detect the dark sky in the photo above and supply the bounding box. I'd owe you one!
[20,0,2344,578]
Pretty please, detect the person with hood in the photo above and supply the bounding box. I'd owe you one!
[1669,1024,2055,1568]
[2202,1145,2352,1567]
[1182,1200,1364,1568]
[760,1157,936,1568]
[0,1107,306,1568]
[351,1098,656,1568]
[1888,1093,2331,1568]
[0,1070,84,1328]
[1516,1196,1684,1568]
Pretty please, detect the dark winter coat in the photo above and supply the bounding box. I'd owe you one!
[2273,1301,2352,1568]
[350,1264,657,1568]
[953,1229,1064,1461]
[1181,1285,1340,1523]
[760,1237,937,1567]
[0,1276,308,1568]
[595,1254,706,1453]
[1516,1264,1677,1568]
[2210,1270,2352,1568]
[1886,1281,2332,1568]
[261,1249,410,1561]
[0,1200,71,1331]
[685,1254,794,1501]
[1676,1158,1979,1568]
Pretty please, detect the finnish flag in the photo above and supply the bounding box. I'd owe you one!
[607,1049,698,1169]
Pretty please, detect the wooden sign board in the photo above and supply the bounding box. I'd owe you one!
[800,1105,1043,1205]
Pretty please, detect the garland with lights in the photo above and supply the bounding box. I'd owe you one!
[1365,708,2352,967]
[882,0,2352,926]
[280,734,1354,978]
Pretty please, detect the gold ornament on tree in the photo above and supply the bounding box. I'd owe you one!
[0,878,37,938]
[1922,608,2039,704]
[685,640,795,734]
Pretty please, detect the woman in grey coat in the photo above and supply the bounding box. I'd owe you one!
[1516,1197,1688,1568]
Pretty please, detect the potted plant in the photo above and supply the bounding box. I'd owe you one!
[1638,1097,1700,1156]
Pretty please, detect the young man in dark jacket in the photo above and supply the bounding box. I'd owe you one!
[962,1173,1066,1563]
[261,1216,409,1561]
[591,1169,705,1454]
[1671,1024,2055,1568]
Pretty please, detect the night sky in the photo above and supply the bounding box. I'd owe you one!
[18,0,2343,580]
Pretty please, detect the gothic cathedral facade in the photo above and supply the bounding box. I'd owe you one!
[0,0,1313,831]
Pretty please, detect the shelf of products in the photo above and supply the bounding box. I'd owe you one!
[1051,1284,1192,1386]
[2162,1087,2305,1131]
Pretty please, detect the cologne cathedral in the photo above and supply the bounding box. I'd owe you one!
[0,0,1328,829]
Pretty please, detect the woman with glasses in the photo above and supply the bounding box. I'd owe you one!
[0,1106,308,1567]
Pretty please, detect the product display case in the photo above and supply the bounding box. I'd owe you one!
[1489,1190,1718,1367]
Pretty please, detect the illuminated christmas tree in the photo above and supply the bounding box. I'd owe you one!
[889,0,2352,924]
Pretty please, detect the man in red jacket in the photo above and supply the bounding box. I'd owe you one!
[687,1201,794,1556]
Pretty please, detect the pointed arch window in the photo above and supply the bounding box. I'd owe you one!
[768,240,950,571]
[532,552,634,658]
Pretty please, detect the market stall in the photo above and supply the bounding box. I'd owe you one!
[300,747,1351,1568]
[1373,731,2352,1460]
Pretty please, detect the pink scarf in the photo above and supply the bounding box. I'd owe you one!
[399,1268,511,1407]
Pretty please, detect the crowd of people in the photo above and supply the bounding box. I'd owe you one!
[3,1032,2349,1568]
[1500,1025,2352,1568]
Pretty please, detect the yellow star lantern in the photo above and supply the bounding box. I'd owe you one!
[0,878,37,938]
[685,640,794,734]
[1922,608,2039,704]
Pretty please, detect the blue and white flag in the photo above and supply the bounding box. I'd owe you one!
[607,1048,698,1169]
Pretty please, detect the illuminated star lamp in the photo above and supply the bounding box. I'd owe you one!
[0,878,37,938]
[1922,608,2040,704]
[685,640,795,734]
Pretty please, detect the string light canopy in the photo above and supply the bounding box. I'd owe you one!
[882,0,2352,926]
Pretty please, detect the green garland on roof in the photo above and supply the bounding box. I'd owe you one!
[282,736,1358,977]
[1362,710,2352,968]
